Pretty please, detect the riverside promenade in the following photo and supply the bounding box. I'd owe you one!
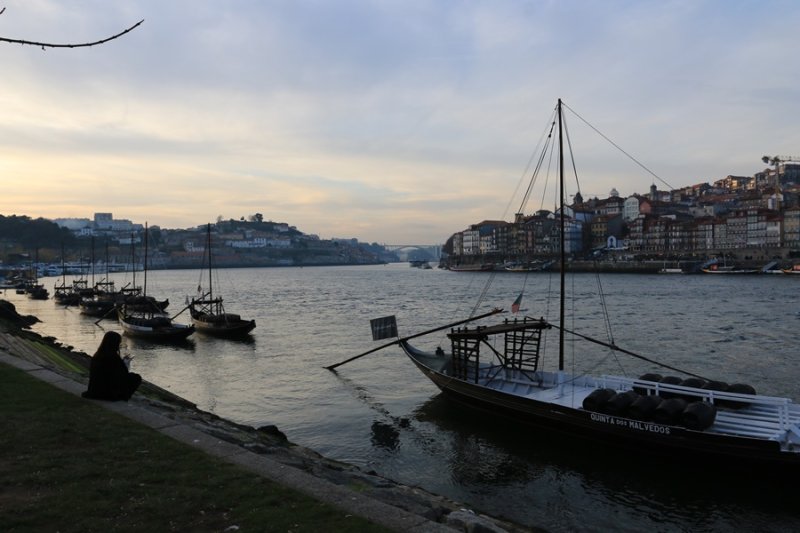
[0,306,520,532]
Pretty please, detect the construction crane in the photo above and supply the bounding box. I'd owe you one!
[761,155,800,196]
[762,154,800,167]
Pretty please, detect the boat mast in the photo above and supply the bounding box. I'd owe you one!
[60,243,66,287]
[143,222,148,297]
[130,233,136,290]
[207,223,213,301]
[557,98,566,372]
[90,236,96,287]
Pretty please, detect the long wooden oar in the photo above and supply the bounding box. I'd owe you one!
[94,304,119,326]
[325,308,503,372]
[170,302,192,320]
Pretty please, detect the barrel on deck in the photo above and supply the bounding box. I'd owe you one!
[582,388,616,413]
[605,390,640,416]
[633,373,662,395]
[681,401,717,431]
[658,376,682,398]
[719,383,757,409]
[653,398,688,425]
[627,394,663,421]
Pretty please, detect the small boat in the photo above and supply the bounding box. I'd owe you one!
[53,281,83,306]
[188,224,255,338]
[337,99,800,472]
[118,307,194,340]
[701,262,759,274]
[701,266,759,274]
[118,223,194,341]
[25,281,49,300]
[448,263,495,272]
[53,248,93,306]
[782,264,800,275]
[79,279,117,317]
[25,251,49,300]
[505,260,554,272]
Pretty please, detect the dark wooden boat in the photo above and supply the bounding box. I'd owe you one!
[189,224,255,338]
[25,252,48,300]
[79,279,117,317]
[342,99,800,471]
[53,246,89,306]
[399,317,800,469]
[118,223,194,341]
[118,306,194,340]
[25,281,49,300]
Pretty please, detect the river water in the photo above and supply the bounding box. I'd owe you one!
[7,264,800,531]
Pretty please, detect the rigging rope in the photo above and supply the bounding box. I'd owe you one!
[470,271,496,318]
[561,101,675,191]
[517,118,557,215]
[548,321,709,380]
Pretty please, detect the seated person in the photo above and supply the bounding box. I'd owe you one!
[82,331,142,401]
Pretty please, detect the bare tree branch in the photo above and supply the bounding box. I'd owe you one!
[0,18,144,49]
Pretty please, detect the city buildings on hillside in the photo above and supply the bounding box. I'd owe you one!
[445,162,800,263]
[53,213,142,237]
[47,213,395,267]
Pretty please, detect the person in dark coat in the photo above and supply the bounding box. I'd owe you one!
[82,331,142,401]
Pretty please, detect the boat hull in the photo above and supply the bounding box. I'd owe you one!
[79,299,116,318]
[401,343,800,471]
[191,316,256,338]
[448,264,495,272]
[118,313,195,341]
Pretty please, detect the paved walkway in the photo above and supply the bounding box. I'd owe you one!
[0,351,456,533]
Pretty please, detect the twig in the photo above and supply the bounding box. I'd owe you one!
[0,18,143,49]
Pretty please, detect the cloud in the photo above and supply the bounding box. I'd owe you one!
[3,0,800,243]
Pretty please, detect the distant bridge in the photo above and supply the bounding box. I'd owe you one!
[383,244,442,261]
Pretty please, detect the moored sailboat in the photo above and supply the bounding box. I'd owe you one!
[335,99,800,471]
[188,224,255,338]
[118,223,194,341]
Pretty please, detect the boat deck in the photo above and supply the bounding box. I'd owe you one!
[481,367,800,448]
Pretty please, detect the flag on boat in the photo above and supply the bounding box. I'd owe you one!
[370,315,398,341]
[511,293,523,313]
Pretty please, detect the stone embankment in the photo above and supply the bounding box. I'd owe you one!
[0,299,534,533]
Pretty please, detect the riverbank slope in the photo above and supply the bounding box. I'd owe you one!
[0,300,528,532]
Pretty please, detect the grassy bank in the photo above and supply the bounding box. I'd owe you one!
[0,362,387,532]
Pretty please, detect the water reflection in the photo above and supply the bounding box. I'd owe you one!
[370,420,401,450]
[410,394,799,531]
[124,336,196,353]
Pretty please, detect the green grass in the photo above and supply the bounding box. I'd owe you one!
[0,362,389,532]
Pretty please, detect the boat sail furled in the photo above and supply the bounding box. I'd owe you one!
[337,99,800,471]
[188,224,255,338]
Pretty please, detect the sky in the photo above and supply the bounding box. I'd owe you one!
[2,1,800,245]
